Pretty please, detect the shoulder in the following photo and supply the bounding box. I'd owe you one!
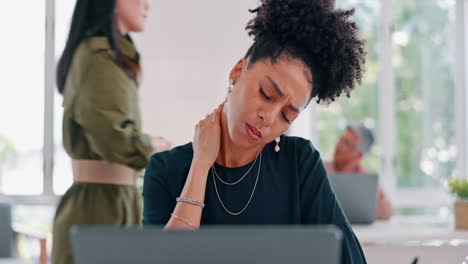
[280,135,319,160]
[280,135,327,184]
[73,38,132,96]
[149,142,193,168]
[74,37,117,71]
[77,37,113,56]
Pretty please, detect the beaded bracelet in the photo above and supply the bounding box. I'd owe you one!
[176,197,205,208]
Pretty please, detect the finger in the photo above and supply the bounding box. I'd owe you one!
[205,108,216,120]
[210,105,220,122]
[211,103,223,122]
[219,102,224,113]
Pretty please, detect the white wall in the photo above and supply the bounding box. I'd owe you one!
[137,0,317,146]
[138,0,257,145]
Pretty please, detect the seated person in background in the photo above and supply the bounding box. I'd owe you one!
[325,122,394,220]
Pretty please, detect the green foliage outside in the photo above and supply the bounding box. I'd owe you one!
[319,0,456,188]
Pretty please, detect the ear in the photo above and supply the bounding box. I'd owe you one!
[229,58,247,85]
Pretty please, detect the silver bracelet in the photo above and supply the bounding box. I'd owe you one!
[176,197,205,208]
[170,213,199,230]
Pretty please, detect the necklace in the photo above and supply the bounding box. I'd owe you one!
[212,151,262,216]
[212,150,259,185]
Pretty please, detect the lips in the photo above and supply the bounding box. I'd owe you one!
[246,123,262,140]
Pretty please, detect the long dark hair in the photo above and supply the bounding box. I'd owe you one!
[56,0,139,94]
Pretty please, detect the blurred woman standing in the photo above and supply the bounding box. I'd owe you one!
[52,1,154,263]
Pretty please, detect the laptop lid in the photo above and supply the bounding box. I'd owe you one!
[70,225,343,264]
[329,173,379,224]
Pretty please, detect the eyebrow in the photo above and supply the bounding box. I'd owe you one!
[265,75,300,113]
[266,76,284,96]
[288,105,300,113]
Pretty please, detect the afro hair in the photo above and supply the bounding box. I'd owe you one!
[245,0,366,104]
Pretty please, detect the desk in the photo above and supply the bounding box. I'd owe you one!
[0,259,27,264]
[352,217,468,264]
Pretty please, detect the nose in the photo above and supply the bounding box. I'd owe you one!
[258,109,277,127]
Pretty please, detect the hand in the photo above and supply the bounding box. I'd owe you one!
[151,136,173,154]
[192,103,224,169]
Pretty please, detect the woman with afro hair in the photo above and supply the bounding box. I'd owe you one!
[143,0,367,263]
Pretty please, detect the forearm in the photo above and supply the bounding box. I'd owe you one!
[164,103,223,230]
[164,159,210,230]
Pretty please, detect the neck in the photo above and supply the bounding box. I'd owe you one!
[117,19,129,36]
[216,110,261,168]
[333,157,362,172]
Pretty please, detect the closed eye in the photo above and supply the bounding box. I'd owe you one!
[260,86,291,124]
[281,112,291,124]
[260,87,272,100]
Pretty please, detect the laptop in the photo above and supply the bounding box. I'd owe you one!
[70,225,343,264]
[329,173,379,224]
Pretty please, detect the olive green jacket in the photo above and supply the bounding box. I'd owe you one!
[62,36,153,170]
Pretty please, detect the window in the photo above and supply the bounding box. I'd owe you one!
[309,0,459,208]
[318,0,381,173]
[393,0,456,188]
[0,0,75,198]
[0,1,45,195]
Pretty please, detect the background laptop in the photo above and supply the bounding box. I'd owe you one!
[329,173,379,224]
[71,225,343,264]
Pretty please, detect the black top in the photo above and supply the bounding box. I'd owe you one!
[142,135,367,264]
